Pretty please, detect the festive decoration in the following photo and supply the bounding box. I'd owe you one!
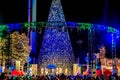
[0,22,119,37]
[0,37,7,53]
[31,64,37,76]
[0,25,8,32]
[38,0,74,74]
[0,21,119,47]
[99,45,106,59]
[16,61,21,70]
[46,64,56,69]
[73,64,81,75]
[0,37,8,65]
[10,31,31,65]
[46,0,66,27]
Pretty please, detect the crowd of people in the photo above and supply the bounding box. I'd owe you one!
[0,72,120,80]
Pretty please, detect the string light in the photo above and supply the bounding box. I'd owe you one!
[38,0,74,75]
[0,22,119,37]
[0,37,7,64]
[10,31,31,65]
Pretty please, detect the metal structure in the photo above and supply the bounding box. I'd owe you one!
[0,22,119,36]
[111,34,118,75]
[28,0,37,64]
[111,34,117,65]
[88,28,96,68]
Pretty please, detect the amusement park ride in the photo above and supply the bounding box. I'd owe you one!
[0,0,120,76]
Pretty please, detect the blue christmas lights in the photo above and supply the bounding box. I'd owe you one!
[0,22,119,38]
[46,0,66,27]
[39,29,74,66]
[38,0,74,74]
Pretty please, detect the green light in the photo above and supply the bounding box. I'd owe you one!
[40,22,46,27]
[81,23,86,30]
[0,25,7,32]
[24,22,29,28]
[23,22,46,28]
[79,23,92,30]
[108,27,113,32]
[107,27,118,33]
[85,23,92,30]
[0,22,119,36]
[0,33,3,36]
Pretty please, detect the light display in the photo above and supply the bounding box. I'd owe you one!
[78,23,92,30]
[16,61,20,70]
[0,22,119,38]
[99,45,106,59]
[46,0,66,27]
[0,25,7,32]
[99,46,107,66]
[73,64,78,75]
[31,64,37,75]
[10,32,31,65]
[0,37,8,65]
[38,0,74,74]
[0,0,119,75]
[0,32,30,64]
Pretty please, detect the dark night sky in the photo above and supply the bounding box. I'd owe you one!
[0,0,120,27]
[0,0,120,59]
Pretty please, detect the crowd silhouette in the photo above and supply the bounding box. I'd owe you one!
[0,72,120,80]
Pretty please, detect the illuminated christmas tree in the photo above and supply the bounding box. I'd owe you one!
[38,0,74,74]
[10,32,31,65]
[0,31,31,67]
[0,37,7,65]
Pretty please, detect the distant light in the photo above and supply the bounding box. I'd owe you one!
[9,66,14,70]
[28,57,31,63]
[78,64,82,67]
[112,39,114,42]
[111,34,113,36]
[85,56,89,63]
[117,35,119,38]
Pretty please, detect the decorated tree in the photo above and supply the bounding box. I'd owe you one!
[10,31,31,65]
[0,37,8,65]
